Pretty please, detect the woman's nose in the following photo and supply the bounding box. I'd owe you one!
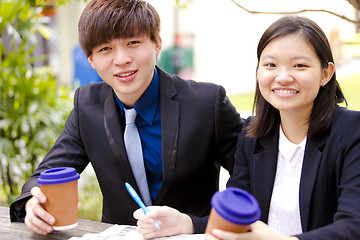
[275,69,294,83]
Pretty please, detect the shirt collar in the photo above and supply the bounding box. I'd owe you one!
[278,125,307,161]
[114,68,160,125]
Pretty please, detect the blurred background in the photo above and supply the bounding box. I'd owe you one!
[1,0,359,221]
[47,0,360,95]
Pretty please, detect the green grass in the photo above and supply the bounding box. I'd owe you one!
[229,92,255,112]
[337,74,360,111]
[229,73,360,112]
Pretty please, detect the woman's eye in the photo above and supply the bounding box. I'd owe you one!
[265,63,275,67]
[295,64,307,68]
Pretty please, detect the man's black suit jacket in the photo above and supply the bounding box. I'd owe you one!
[228,107,360,239]
[10,67,243,233]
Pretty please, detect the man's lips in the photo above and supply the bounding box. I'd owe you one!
[114,70,137,82]
[115,71,136,78]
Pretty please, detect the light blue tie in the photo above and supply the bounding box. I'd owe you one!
[123,108,152,206]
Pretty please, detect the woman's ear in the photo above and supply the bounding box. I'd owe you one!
[321,62,335,87]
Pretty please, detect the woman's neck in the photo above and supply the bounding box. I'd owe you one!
[279,111,309,144]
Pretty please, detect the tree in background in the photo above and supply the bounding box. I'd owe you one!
[229,0,360,28]
[0,0,72,204]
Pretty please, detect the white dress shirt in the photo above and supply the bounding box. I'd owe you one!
[268,125,306,236]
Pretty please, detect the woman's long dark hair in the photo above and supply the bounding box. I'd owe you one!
[247,15,346,138]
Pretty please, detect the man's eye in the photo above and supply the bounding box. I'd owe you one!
[99,47,111,52]
[128,41,140,45]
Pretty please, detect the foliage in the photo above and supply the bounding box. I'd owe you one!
[0,0,72,204]
[175,0,193,9]
[78,170,102,221]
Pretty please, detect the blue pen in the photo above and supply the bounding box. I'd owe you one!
[125,182,160,230]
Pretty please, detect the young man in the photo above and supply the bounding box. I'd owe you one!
[9,0,243,235]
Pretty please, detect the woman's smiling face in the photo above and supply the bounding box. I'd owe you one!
[257,33,333,117]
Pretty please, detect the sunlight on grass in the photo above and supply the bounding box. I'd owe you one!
[337,74,360,111]
[229,74,360,112]
[78,167,103,221]
[229,92,254,112]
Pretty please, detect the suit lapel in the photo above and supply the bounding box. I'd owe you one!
[103,89,138,188]
[253,126,279,222]
[251,119,327,229]
[154,68,180,203]
[255,124,327,229]
[299,136,326,231]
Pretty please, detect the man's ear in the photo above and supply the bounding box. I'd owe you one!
[155,36,162,57]
[88,55,96,69]
[321,62,335,87]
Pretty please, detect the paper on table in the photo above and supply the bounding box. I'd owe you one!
[68,225,204,240]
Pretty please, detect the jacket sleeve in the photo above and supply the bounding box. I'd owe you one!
[226,117,253,191]
[296,110,360,240]
[213,85,243,175]
[190,85,243,232]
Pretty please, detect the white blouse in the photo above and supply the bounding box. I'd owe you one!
[268,125,306,236]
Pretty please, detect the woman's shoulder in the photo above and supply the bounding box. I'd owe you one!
[330,106,360,140]
[237,116,257,143]
[332,106,360,124]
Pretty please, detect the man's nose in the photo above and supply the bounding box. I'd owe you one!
[113,49,132,65]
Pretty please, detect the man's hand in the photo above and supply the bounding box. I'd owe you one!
[134,206,194,239]
[24,187,55,235]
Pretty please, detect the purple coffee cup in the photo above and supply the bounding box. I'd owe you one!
[38,167,80,230]
[38,167,80,185]
[205,187,261,234]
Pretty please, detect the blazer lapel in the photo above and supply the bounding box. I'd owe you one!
[154,68,180,203]
[252,126,279,222]
[299,136,326,232]
[103,89,137,187]
[251,120,327,229]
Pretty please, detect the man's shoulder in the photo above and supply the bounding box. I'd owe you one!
[76,82,111,101]
[78,81,110,93]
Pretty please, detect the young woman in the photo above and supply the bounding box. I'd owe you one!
[134,16,360,240]
[207,15,360,240]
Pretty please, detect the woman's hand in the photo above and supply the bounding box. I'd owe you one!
[205,221,299,240]
[134,206,194,239]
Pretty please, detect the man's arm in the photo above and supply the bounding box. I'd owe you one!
[213,85,243,175]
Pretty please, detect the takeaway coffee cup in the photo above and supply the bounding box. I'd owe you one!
[205,187,261,235]
[38,167,80,230]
